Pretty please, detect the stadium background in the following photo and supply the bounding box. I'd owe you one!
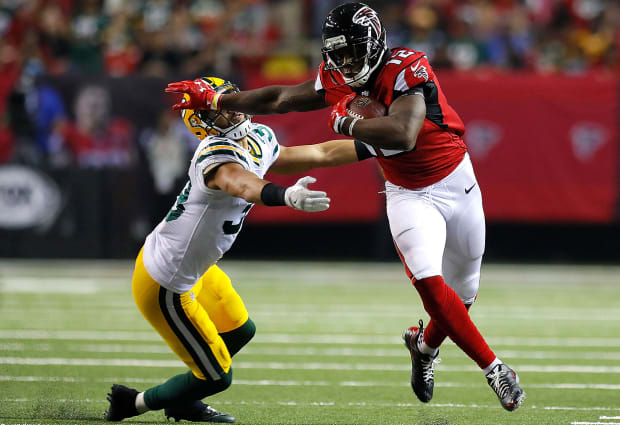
[0,0,618,263]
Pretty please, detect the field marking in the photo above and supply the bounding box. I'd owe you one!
[3,342,620,361]
[546,407,620,411]
[3,259,620,284]
[2,396,620,413]
[0,277,121,293]
[4,296,620,315]
[2,375,620,390]
[3,330,620,347]
[571,422,620,424]
[2,357,620,374]
[7,305,620,321]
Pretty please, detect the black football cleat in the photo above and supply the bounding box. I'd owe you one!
[402,319,439,403]
[104,384,140,421]
[165,400,235,423]
[486,363,526,411]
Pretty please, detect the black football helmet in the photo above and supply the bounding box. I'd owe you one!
[321,2,388,88]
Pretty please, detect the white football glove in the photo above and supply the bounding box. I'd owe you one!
[284,176,330,212]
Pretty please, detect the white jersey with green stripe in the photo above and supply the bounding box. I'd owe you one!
[143,122,280,293]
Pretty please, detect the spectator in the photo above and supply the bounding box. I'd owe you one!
[139,110,192,220]
[58,84,135,168]
[0,0,617,79]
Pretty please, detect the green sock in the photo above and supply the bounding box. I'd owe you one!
[144,369,232,410]
[220,318,256,357]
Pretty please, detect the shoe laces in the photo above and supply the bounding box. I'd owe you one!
[419,355,441,383]
[203,404,219,416]
[487,366,516,401]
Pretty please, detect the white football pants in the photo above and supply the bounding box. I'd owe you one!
[386,153,485,304]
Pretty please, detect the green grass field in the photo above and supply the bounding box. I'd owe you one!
[1,260,619,425]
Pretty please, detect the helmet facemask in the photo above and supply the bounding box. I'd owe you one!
[321,3,387,88]
[322,31,386,87]
[198,109,251,140]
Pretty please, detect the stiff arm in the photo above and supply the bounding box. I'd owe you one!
[220,80,328,115]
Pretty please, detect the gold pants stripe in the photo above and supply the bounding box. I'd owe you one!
[132,248,248,380]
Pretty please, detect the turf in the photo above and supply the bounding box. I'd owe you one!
[1,260,619,425]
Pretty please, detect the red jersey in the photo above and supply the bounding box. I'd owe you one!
[315,47,467,189]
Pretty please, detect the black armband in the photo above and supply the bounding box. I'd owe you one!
[260,183,287,206]
[394,86,425,101]
[354,140,374,161]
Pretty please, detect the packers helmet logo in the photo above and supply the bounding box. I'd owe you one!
[181,93,216,140]
[180,76,248,141]
[200,77,237,94]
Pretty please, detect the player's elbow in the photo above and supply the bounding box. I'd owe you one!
[234,182,258,203]
[219,178,254,203]
[392,130,417,151]
[274,97,297,114]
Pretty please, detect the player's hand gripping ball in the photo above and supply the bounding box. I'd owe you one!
[329,94,387,135]
[346,95,387,119]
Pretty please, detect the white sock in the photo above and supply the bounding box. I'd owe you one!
[417,329,439,357]
[483,357,502,375]
[135,392,150,414]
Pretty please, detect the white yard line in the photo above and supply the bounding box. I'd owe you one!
[3,342,620,361]
[2,375,620,390]
[3,306,620,322]
[2,396,620,413]
[571,422,620,424]
[2,259,620,281]
[0,277,122,293]
[3,329,620,348]
[2,357,620,373]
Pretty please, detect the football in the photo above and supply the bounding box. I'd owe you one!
[346,95,387,119]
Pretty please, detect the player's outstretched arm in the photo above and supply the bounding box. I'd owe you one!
[329,92,426,151]
[268,139,364,175]
[208,162,330,212]
[166,79,328,115]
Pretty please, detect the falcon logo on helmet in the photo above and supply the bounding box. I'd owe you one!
[352,6,381,38]
[321,2,388,88]
[181,77,252,141]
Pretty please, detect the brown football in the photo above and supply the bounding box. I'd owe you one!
[346,95,387,119]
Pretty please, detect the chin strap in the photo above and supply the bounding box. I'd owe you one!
[219,119,251,140]
[344,47,387,88]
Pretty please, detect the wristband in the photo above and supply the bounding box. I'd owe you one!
[333,115,347,134]
[210,93,222,110]
[347,118,359,137]
[260,183,287,206]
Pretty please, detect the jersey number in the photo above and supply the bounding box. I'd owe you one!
[222,204,252,235]
[165,181,191,222]
[386,50,416,65]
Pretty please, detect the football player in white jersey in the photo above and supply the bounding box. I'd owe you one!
[104,77,368,423]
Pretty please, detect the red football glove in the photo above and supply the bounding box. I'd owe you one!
[165,79,222,111]
[328,93,357,135]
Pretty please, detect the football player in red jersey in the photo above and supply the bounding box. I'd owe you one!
[166,2,525,411]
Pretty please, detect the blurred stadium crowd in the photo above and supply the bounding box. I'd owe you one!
[1,0,618,78]
[0,0,618,167]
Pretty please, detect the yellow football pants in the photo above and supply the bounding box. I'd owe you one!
[132,248,249,380]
